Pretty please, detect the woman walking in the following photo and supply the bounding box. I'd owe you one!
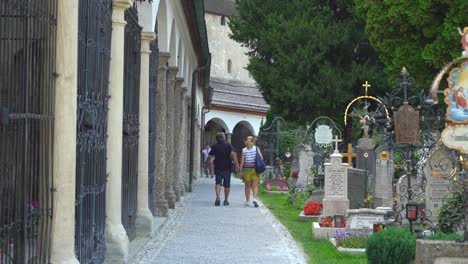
[239,136,264,207]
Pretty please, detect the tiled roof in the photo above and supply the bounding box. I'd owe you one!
[204,0,238,16]
[210,80,269,113]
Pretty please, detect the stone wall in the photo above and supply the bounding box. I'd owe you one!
[415,240,468,264]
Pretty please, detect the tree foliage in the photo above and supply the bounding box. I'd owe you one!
[354,0,468,89]
[229,0,388,123]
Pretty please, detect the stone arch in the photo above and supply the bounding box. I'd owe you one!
[156,0,168,51]
[231,120,255,158]
[204,118,230,146]
[168,19,177,66]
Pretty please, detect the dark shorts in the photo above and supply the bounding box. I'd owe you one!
[215,170,231,188]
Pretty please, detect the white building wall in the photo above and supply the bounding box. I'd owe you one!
[205,13,255,85]
[205,109,264,136]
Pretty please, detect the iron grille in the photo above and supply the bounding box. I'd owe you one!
[121,3,142,241]
[0,0,57,263]
[148,37,158,216]
[75,0,112,263]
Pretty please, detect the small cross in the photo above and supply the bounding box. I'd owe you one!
[341,143,356,166]
[331,135,342,152]
[362,81,371,96]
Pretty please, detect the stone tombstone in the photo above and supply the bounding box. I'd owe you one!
[394,104,420,144]
[424,147,452,223]
[347,168,366,209]
[374,145,395,207]
[356,148,376,193]
[347,208,386,230]
[322,150,349,217]
[296,145,314,187]
[396,174,425,221]
[291,144,303,174]
[314,125,333,146]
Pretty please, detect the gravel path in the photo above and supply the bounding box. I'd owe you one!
[130,177,308,264]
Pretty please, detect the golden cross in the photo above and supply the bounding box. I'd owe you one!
[362,81,371,96]
[341,143,356,166]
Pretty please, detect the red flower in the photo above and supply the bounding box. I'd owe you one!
[320,218,333,227]
[303,202,322,216]
[292,171,299,178]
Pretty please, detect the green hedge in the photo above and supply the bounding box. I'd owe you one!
[366,228,415,264]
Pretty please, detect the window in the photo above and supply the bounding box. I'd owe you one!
[221,16,226,26]
[227,59,232,73]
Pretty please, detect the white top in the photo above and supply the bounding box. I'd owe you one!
[242,146,256,168]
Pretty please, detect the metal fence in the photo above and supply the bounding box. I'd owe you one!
[148,36,158,216]
[75,0,112,263]
[121,3,142,241]
[0,0,57,263]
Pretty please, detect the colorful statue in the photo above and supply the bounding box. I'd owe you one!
[459,27,468,56]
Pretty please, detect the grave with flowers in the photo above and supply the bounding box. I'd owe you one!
[299,202,322,222]
[264,179,289,193]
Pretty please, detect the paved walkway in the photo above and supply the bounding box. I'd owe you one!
[130,177,307,264]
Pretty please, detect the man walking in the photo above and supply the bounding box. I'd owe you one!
[205,132,239,206]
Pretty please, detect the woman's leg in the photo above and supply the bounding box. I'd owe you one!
[252,179,259,200]
[245,180,251,203]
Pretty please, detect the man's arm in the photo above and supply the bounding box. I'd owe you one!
[230,151,239,172]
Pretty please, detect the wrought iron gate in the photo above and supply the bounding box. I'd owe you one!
[256,117,301,166]
[0,0,56,263]
[122,4,142,241]
[75,0,112,263]
[148,36,158,216]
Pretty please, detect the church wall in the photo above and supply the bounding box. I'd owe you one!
[205,12,255,85]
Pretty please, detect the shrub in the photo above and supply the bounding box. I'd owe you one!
[366,227,415,264]
[438,191,464,234]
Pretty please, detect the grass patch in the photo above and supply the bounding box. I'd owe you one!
[424,232,464,241]
[258,185,367,264]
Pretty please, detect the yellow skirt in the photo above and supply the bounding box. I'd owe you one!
[243,168,261,181]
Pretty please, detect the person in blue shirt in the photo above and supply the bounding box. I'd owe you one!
[205,132,239,206]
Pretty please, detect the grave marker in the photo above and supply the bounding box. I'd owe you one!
[374,145,394,207]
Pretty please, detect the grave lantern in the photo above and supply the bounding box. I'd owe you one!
[334,214,344,228]
[406,202,419,234]
[373,223,386,233]
[406,203,419,221]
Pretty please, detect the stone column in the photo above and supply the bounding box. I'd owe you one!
[179,85,188,197]
[105,0,132,262]
[135,32,155,237]
[226,132,232,143]
[50,0,79,263]
[165,66,178,208]
[154,52,170,216]
[186,95,192,190]
[173,77,184,201]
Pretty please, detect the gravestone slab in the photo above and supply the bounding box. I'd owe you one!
[396,174,425,222]
[347,208,386,230]
[424,147,452,223]
[291,144,303,174]
[296,146,314,187]
[356,148,376,193]
[348,168,366,209]
[306,189,324,204]
[394,104,419,144]
[322,150,349,217]
[374,145,394,207]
